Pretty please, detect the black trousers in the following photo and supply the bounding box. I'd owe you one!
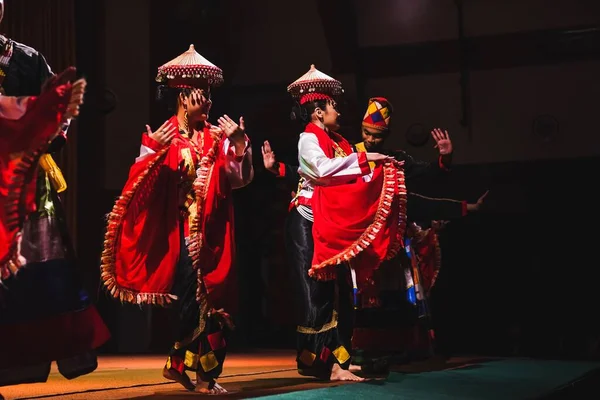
[165,222,227,382]
[285,208,351,377]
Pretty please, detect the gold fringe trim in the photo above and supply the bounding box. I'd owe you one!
[296,311,338,334]
[308,161,407,282]
[99,146,179,306]
[188,132,221,302]
[1,141,52,280]
[409,223,442,295]
[429,233,442,292]
[422,228,442,294]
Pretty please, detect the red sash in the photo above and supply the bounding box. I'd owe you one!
[305,122,407,289]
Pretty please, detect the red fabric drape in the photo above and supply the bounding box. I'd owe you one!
[304,122,407,288]
[101,116,237,311]
[2,0,78,247]
[1,82,73,273]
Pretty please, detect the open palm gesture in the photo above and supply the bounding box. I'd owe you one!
[217,114,245,142]
[431,128,453,155]
[261,140,277,170]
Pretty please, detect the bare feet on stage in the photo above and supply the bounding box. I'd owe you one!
[162,367,195,391]
[195,376,228,394]
[330,363,365,382]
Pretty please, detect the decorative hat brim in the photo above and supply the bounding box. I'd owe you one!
[156,64,224,87]
[362,121,390,131]
[287,78,343,99]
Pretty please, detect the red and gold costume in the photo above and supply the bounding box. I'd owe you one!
[0,72,110,384]
[100,46,253,384]
[285,65,407,378]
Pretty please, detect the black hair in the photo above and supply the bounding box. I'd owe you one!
[156,85,190,113]
[156,85,211,114]
[290,99,330,123]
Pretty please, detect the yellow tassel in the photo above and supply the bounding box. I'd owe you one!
[38,154,67,193]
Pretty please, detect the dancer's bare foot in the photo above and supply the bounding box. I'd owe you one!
[330,363,365,382]
[162,367,195,391]
[195,376,228,394]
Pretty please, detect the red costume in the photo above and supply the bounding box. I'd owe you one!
[100,45,253,387]
[0,71,109,383]
[284,64,406,378]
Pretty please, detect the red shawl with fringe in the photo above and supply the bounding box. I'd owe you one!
[1,86,71,276]
[411,224,442,295]
[101,115,237,311]
[306,122,407,289]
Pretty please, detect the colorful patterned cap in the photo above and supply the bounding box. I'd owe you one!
[287,64,344,104]
[156,44,223,88]
[362,97,393,131]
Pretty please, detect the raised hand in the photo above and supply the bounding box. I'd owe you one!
[147,120,177,146]
[431,128,453,155]
[41,66,77,93]
[64,78,87,120]
[261,140,277,170]
[431,220,449,231]
[217,114,245,143]
[476,190,489,207]
[466,190,489,212]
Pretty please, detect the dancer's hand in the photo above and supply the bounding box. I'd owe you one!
[146,120,177,146]
[218,114,245,142]
[64,78,87,120]
[41,66,77,93]
[218,114,246,155]
[366,152,394,163]
[431,128,453,155]
[466,190,489,212]
[261,140,278,172]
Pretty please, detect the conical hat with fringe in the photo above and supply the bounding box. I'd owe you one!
[156,44,223,88]
[287,64,343,104]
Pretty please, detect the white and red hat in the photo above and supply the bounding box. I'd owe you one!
[287,64,343,105]
[155,44,223,88]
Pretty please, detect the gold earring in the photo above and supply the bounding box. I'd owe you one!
[183,110,190,134]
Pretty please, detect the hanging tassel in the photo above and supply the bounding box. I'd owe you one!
[38,154,67,193]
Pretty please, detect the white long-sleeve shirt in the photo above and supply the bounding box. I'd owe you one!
[294,132,371,221]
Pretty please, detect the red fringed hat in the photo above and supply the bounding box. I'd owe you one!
[362,97,393,131]
[156,44,224,88]
[287,64,344,105]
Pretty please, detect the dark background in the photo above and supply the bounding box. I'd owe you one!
[3,0,600,359]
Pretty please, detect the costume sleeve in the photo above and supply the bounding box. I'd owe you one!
[272,162,301,188]
[439,153,452,171]
[407,192,467,222]
[135,134,164,163]
[395,150,451,181]
[222,136,253,189]
[36,52,54,92]
[298,132,370,186]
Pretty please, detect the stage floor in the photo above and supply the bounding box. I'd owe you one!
[1,350,598,399]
